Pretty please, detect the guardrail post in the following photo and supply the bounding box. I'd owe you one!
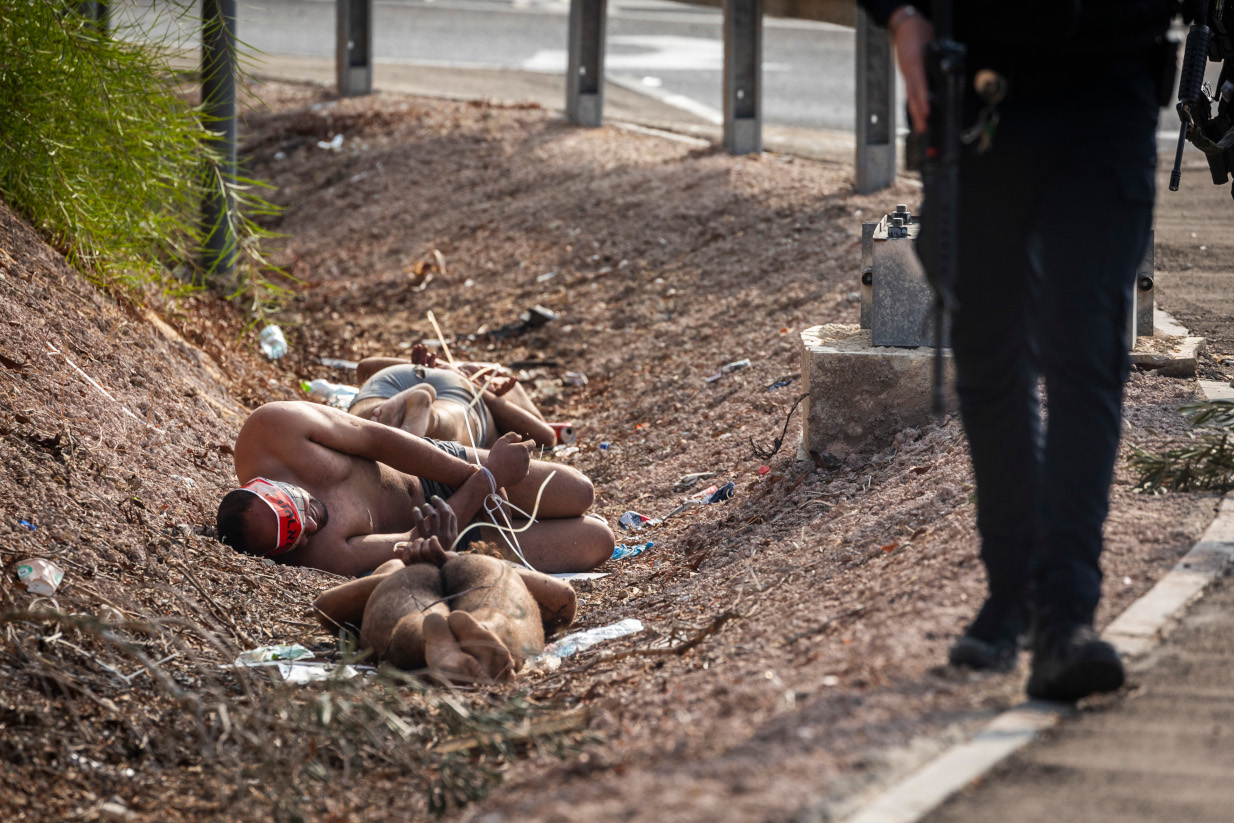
[202,0,237,278]
[76,1,110,35]
[567,0,607,126]
[723,0,762,155]
[337,0,373,97]
[855,6,895,192]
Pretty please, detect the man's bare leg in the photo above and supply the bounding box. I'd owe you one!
[476,515,614,573]
[361,564,449,668]
[443,555,544,679]
[464,447,597,519]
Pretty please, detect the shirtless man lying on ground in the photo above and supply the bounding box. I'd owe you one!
[215,400,613,576]
[349,345,556,450]
[313,535,576,683]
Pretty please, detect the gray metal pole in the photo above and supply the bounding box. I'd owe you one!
[566,0,607,126]
[337,0,373,97]
[723,0,762,155]
[76,2,110,35]
[202,0,237,279]
[855,6,896,193]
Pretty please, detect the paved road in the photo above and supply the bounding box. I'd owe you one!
[121,0,891,134]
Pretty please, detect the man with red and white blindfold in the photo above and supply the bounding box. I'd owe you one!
[215,400,613,576]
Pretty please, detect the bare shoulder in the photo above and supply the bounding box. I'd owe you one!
[234,401,343,479]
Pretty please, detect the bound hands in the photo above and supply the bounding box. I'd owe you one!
[889,5,934,133]
[396,535,457,567]
[409,495,458,548]
[483,431,534,490]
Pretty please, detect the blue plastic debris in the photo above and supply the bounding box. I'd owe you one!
[19,520,35,531]
[611,541,653,561]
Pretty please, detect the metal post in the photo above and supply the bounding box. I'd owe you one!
[202,0,237,278]
[337,0,373,97]
[855,6,896,192]
[566,0,607,126]
[76,1,110,35]
[723,0,762,155]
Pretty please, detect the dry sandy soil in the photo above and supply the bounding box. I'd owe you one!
[0,77,1230,822]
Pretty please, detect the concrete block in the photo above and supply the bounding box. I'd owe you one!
[801,324,958,464]
[1130,335,1206,378]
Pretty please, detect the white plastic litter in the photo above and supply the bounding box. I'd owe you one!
[550,572,610,580]
[233,644,314,666]
[531,618,643,671]
[277,661,361,684]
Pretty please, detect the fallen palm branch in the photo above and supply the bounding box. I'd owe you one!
[1130,399,1234,493]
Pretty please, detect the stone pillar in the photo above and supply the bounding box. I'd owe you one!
[723,0,762,155]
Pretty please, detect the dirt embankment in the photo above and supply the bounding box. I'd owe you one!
[0,80,1222,822]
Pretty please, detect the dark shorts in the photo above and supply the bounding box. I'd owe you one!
[419,437,484,553]
[352,364,493,446]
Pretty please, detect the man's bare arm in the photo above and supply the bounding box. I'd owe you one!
[236,401,477,488]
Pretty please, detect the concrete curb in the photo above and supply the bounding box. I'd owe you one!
[839,378,1234,823]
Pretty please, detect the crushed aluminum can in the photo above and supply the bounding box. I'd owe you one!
[550,422,577,445]
[562,371,589,387]
[618,511,658,531]
[15,558,64,596]
[689,482,735,505]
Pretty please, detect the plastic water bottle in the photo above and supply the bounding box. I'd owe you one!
[258,325,287,360]
[302,379,358,409]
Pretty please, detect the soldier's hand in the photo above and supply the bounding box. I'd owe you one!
[889,6,934,133]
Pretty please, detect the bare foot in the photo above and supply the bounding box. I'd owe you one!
[447,611,515,683]
[410,342,438,368]
[422,612,486,685]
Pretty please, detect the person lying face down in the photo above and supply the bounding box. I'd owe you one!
[312,536,577,684]
[214,400,614,577]
[348,345,557,450]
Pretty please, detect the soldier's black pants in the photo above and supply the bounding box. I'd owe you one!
[949,56,1159,629]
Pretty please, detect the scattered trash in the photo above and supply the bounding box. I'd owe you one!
[234,644,314,667]
[672,471,717,493]
[275,661,362,684]
[302,378,358,410]
[611,541,653,561]
[316,133,344,151]
[562,371,588,387]
[619,511,658,531]
[550,422,577,445]
[488,305,560,339]
[258,325,287,360]
[599,442,611,456]
[758,465,771,475]
[658,481,737,522]
[16,558,65,595]
[531,618,644,670]
[551,571,609,580]
[705,358,752,384]
[19,519,35,531]
[320,357,358,370]
[551,445,580,459]
[170,475,196,489]
[536,271,558,282]
[766,374,798,391]
[692,482,735,505]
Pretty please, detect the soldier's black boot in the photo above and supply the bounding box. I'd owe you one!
[948,595,1029,672]
[1026,624,1124,702]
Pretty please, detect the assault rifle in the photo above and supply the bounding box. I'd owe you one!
[916,0,964,417]
[1171,0,1234,199]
